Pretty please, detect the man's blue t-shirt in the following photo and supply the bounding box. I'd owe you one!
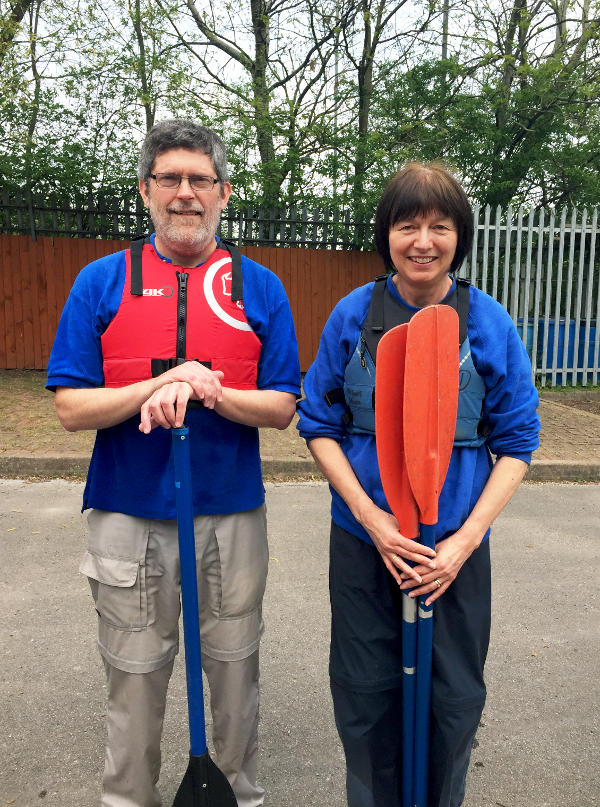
[47,237,301,519]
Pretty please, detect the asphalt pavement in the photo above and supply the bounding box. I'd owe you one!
[1,480,599,807]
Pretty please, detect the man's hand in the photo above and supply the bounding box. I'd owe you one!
[163,361,224,408]
[139,381,195,433]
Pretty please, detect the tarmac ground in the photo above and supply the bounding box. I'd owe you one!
[1,480,599,807]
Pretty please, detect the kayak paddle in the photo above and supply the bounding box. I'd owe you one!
[374,322,419,807]
[171,425,238,807]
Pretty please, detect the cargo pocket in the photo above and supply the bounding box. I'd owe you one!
[80,551,148,631]
[213,506,269,619]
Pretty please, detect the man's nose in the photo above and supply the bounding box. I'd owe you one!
[175,178,195,197]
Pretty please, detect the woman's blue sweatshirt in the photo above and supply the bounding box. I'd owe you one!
[297,276,540,545]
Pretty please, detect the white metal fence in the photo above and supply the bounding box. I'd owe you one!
[457,204,599,387]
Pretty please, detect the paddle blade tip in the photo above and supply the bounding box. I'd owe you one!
[172,751,238,807]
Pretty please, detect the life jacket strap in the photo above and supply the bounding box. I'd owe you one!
[455,278,469,345]
[219,239,244,302]
[151,358,212,378]
[129,237,244,301]
[369,274,389,333]
[324,387,346,407]
[130,236,152,296]
[323,386,353,425]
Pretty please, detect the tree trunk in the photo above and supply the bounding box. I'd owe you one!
[353,0,374,211]
[131,0,154,131]
[0,0,35,67]
[250,0,280,205]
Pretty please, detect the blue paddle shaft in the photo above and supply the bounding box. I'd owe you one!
[413,522,435,807]
[402,593,417,807]
[172,426,207,757]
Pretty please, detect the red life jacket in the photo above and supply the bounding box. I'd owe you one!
[101,240,262,389]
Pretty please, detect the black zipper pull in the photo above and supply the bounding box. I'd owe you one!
[360,335,367,368]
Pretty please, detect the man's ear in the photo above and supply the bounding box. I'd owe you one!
[138,178,150,207]
[220,182,232,210]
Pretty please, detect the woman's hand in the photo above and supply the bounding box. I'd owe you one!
[307,437,436,585]
[401,456,530,605]
[399,528,480,605]
[359,501,437,586]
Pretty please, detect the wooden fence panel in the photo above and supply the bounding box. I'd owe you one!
[3,203,600,384]
[18,236,33,369]
[0,236,11,366]
[0,234,381,372]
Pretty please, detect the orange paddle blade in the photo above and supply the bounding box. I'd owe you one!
[375,323,419,539]
[403,306,459,526]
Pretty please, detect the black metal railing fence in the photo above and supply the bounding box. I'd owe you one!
[0,191,375,250]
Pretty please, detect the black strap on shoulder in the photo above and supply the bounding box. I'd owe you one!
[362,272,415,363]
[219,239,243,303]
[369,274,389,333]
[364,274,470,363]
[129,236,152,296]
[129,236,243,301]
[323,274,391,416]
[455,278,469,346]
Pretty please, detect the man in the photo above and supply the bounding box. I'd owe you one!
[46,119,301,807]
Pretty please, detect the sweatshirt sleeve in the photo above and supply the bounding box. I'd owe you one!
[297,284,372,443]
[468,288,540,463]
[255,271,301,394]
[46,251,126,391]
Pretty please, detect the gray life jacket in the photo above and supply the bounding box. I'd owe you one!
[325,276,489,446]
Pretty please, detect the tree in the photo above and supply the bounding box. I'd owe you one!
[1,0,599,219]
[0,0,193,196]
[340,0,433,212]
[460,0,600,205]
[366,0,600,208]
[0,0,35,67]
[159,0,351,205]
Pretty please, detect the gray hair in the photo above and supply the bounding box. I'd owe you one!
[137,119,229,184]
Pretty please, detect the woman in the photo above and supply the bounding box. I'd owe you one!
[297,163,540,807]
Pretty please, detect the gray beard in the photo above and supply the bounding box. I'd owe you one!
[151,203,222,257]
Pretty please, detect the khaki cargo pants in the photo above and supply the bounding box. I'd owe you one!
[80,506,269,807]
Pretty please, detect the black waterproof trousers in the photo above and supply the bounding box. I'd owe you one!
[329,522,491,807]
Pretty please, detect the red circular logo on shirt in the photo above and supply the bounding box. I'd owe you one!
[204,257,251,331]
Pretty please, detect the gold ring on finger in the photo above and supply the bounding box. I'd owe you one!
[434,578,442,588]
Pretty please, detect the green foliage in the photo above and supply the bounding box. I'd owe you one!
[0,0,599,226]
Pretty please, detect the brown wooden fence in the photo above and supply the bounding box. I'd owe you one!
[0,234,382,372]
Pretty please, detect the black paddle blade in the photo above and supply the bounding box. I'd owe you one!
[172,751,238,807]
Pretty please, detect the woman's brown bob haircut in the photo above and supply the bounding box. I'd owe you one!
[375,162,473,274]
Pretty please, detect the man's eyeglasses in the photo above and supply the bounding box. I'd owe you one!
[150,173,220,191]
